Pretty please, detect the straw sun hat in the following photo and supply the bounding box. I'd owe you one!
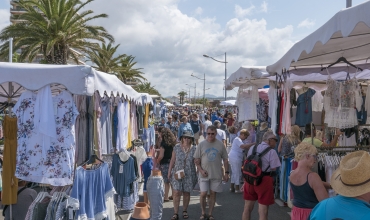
[331,151,370,197]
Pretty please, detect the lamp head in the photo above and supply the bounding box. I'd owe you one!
[203,54,209,58]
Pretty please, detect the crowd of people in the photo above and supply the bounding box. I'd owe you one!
[152,106,370,220]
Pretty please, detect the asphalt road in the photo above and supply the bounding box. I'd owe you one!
[160,181,291,220]
[160,135,291,220]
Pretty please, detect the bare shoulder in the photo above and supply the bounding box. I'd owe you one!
[308,172,322,185]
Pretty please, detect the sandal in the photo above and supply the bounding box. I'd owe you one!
[169,196,173,200]
[164,199,170,202]
[208,215,215,220]
[183,211,189,219]
[200,214,207,220]
[171,213,179,220]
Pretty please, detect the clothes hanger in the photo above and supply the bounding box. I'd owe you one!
[81,154,104,167]
[321,56,363,71]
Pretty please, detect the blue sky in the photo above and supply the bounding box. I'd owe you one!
[0,0,367,97]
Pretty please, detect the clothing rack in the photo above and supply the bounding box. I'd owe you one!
[317,146,370,153]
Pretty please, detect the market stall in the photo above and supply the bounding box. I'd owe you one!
[0,62,154,219]
[264,1,370,207]
[225,66,271,123]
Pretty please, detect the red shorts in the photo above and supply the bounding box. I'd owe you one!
[243,176,274,205]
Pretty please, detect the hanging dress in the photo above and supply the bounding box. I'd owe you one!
[236,84,259,122]
[295,88,316,127]
[324,71,361,129]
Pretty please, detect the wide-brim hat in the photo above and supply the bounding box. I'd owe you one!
[181,130,194,140]
[331,151,370,197]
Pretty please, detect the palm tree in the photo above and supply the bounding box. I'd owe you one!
[0,0,113,64]
[134,82,161,96]
[178,91,187,104]
[87,42,126,73]
[117,55,146,84]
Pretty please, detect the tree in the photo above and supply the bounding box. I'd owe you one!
[117,55,146,84]
[88,42,126,73]
[134,82,161,96]
[178,91,187,104]
[0,0,113,64]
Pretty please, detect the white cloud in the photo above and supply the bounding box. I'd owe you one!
[260,1,268,13]
[0,9,10,31]
[86,0,294,97]
[235,5,255,18]
[298,18,315,28]
[194,7,203,16]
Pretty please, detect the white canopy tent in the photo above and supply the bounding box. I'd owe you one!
[0,62,142,104]
[267,1,370,75]
[220,100,236,106]
[266,69,370,91]
[225,66,270,90]
[136,93,154,104]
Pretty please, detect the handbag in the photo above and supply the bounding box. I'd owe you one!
[174,146,191,180]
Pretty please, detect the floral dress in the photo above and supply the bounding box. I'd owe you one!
[14,90,79,186]
[170,144,197,192]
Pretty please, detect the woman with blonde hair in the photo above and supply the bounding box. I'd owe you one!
[289,142,331,220]
[239,121,256,144]
[278,125,301,156]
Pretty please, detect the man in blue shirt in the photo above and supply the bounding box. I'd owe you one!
[309,151,370,220]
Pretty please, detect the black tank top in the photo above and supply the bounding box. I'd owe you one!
[290,172,319,209]
[160,142,173,165]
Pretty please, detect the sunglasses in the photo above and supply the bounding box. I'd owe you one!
[183,137,192,139]
[207,133,216,135]
[269,138,278,142]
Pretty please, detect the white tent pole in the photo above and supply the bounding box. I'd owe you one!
[8,38,14,220]
[9,38,13,63]
[346,0,352,8]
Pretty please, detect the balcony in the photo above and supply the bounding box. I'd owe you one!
[10,0,19,6]
[10,8,26,14]
[10,15,26,23]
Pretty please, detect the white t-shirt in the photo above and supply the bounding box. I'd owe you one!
[216,129,226,142]
[203,120,212,133]
[228,137,244,160]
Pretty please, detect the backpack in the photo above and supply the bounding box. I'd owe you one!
[242,143,272,186]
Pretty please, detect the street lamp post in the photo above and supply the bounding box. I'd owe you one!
[186,83,196,105]
[191,73,206,109]
[203,53,227,100]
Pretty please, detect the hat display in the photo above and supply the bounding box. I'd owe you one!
[181,130,194,139]
[331,151,370,197]
[130,202,150,220]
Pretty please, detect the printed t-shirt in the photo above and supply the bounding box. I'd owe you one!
[193,139,228,180]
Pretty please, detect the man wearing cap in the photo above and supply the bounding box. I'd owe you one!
[194,125,229,220]
[242,131,281,220]
[309,151,370,220]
